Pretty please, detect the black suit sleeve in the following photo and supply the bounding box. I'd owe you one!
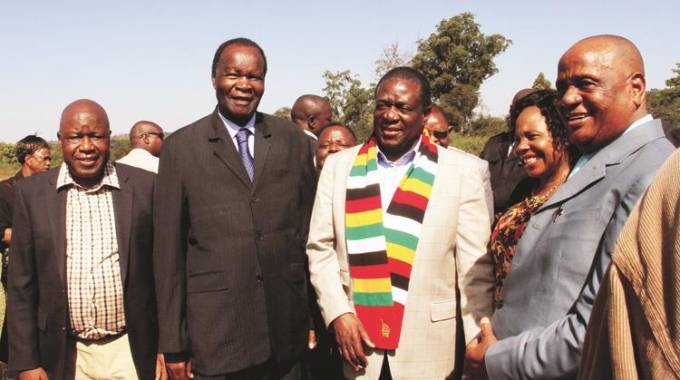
[7,183,40,371]
[153,137,189,355]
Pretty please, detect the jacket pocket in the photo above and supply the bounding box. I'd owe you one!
[186,271,228,293]
[430,300,456,322]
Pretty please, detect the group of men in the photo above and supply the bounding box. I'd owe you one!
[0,33,674,380]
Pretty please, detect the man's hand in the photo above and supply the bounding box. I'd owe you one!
[464,318,497,380]
[308,329,317,350]
[165,360,193,380]
[2,228,11,245]
[18,367,49,380]
[331,313,375,371]
[155,353,168,380]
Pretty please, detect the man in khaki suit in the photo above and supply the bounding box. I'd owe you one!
[306,67,493,379]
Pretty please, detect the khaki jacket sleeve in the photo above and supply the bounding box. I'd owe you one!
[306,153,354,327]
[455,168,494,343]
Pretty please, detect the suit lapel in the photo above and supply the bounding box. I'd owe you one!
[252,113,271,193]
[112,167,132,286]
[538,119,667,212]
[208,109,253,189]
[46,171,67,284]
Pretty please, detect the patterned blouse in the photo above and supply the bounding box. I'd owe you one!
[489,193,549,309]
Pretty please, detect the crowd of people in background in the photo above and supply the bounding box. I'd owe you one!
[0,33,677,380]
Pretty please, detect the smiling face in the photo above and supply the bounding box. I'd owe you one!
[316,125,356,169]
[513,106,563,179]
[59,101,111,187]
[212,44,266,125]
[373,77,429,160]
[556,38,646,153]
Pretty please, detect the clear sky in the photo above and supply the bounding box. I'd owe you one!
[1,0,678,142]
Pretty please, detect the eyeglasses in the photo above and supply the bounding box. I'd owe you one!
[140,132,164,140]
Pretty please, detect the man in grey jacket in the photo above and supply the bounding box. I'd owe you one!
[465,34,675,379]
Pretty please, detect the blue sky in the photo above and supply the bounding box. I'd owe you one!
[1,0,678,142]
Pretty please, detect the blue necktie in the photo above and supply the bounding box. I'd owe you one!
[235,128,254,181]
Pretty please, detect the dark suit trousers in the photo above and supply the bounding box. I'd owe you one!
[193,360,302,380]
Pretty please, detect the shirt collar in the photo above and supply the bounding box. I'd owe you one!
[622,114,653,136]
[568,114,654,180]
[57,160,120,192]
[218,110,256,140]
[377,138,421,169]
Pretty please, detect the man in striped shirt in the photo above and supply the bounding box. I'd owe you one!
[8,99,164,380]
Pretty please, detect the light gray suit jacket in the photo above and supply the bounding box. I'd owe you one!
[485,119,675,379]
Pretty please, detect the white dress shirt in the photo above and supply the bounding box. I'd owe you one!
[218,111,256,158]
[376,139,420,211]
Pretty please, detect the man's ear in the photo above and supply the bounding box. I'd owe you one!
[630,72,646,108]
[211,75,217,90]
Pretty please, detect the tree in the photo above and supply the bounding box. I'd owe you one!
[374,42,411,80]
[412,12,511,133]
[273,107,291,120]
[322,70,374,142]
[532,72,552,90]
[648,63,680,128]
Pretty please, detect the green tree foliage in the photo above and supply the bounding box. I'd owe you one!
[322,70,374,142]
[532,72,552,90]
[412,12,511,133]
[273,107,291,120]
[648,63,680,128]
[469,115,506,136]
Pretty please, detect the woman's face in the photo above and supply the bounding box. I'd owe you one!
[514,106,563,179]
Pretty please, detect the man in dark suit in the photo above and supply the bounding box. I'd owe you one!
[154,38,316,380]
[8,99,163,380]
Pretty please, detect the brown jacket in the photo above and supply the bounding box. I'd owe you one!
[580,148,680,379]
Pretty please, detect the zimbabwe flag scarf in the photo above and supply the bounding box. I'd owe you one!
[345,131,438,349]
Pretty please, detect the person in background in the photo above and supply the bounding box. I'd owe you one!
[117,120,164,173]
[0,135,51,370]
[423,105,452,148]
[488,89,575,310]
[291,95,333,141]
[315,123,356,171]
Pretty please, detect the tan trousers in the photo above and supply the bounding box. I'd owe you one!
[74,333,138,380]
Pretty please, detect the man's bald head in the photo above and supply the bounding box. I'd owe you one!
[556,35,647,153]
[563,35,644,75]
[129,120,164,156]
[59,99,110,134]
[424,105,451,148]
[290,95,333,135]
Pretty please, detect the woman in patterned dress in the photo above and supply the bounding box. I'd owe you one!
[490,89,577,309]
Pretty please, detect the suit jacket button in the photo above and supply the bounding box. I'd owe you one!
[251,197,259,203]
[256,274,264,282]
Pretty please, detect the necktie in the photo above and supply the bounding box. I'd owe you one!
[235,128,254,181]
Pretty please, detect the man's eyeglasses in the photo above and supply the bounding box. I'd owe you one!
[140,132,164,140]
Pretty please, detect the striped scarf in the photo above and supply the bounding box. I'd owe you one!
[345,132,438,349]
